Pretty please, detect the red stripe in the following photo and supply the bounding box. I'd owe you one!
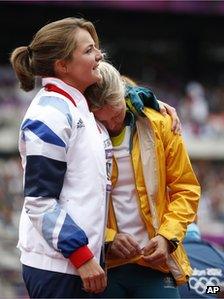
[45,84,76,107]
[45,84,102,133]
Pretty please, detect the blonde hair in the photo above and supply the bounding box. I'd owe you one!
[10,17,99,91]
[85,61,125,109]
[121,75,137,87]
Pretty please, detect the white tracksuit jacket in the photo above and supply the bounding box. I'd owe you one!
[18,77,112,275]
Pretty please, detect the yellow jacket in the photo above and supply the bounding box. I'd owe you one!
[106,107,201,285]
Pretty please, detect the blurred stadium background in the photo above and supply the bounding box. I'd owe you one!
[0,1,224,297]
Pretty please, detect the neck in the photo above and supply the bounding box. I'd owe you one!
[59,77,85,94]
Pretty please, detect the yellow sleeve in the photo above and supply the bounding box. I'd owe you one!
[158,115,201,243]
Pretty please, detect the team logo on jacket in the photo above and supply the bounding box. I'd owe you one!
[163,275,176,288]
[77,118,85,129]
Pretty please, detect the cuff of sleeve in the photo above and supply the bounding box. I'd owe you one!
[105,228,117,242]
[157,233,179,253]
[168,238,179,253]
[69,245,94,269]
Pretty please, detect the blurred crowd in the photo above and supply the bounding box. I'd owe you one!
[147,79,224,141]
[0,64,224,297]
[1,65,224,142]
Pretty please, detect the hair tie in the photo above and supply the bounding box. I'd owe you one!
[27,46,32,59]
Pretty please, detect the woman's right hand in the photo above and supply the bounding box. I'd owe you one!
[77,258,107,294]
[109,233,141,259]
[158,100,182,134]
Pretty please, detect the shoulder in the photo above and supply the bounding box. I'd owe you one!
[143,107,172,132]
[142,107,185,150]
[22,95,76,133]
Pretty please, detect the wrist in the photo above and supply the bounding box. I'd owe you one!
[168,238,179,253]
[157,234,179,253]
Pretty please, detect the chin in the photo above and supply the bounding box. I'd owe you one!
[109,127,123,136]
[96,73,102,82]
[89,74,101,86]
[93,68,101,77]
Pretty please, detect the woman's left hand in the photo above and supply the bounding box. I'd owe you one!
[158,100,182,135]
[142,235,170,266]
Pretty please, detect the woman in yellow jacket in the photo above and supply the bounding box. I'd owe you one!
[86,61,201,298]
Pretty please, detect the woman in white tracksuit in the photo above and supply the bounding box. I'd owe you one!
[10,17,112,298]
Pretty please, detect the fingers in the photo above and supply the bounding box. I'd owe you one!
[83,271,106,294]
[88,271,106,294]
[112,242,131,259]
[142,248,167,265]
[165,105,181,134]
[124,235,141,256]
[77,258,107,294]
[110,233,141,259]
[126,235,141,252]
[83,272,105,294]
[169,107,182,134]
[158,101,168,116]
[172,117,182,135]
[142,239,157,256]
[82,276,90,293]
[158,100,182,135]
[142,236,169,266]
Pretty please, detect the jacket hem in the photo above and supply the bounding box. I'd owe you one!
[20,250,78,275]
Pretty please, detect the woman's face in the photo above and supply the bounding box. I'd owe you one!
[62,28,103,92]
[92,99,126,136]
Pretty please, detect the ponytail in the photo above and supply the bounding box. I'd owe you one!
[10,18,99,92]
[10,46,35,91]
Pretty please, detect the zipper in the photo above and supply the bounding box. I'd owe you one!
[135,113,185,280]
[168,251,186,280]
[135,116,160,233]
[130,140,155,240]
[109,157,119,232]
[128,112,154,239]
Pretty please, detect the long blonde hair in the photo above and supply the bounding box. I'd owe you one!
[10,17,99,91]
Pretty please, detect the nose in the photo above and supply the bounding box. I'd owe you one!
[96,48,103,62]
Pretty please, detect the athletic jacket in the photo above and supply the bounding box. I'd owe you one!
[18,77,112,275]
[106,106,201,285]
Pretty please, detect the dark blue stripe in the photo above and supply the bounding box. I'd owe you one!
[58,214,88,258]
[22,119,66,148]
[24,155,67,198]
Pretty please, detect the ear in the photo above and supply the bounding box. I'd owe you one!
[54,59,68,77]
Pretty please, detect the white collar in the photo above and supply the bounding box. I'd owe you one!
[42,77,89,111]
